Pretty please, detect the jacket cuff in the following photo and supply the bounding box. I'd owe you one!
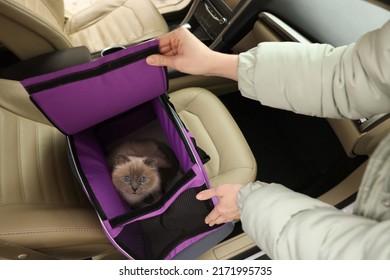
[237,182,333,258]
[237,48,259,101]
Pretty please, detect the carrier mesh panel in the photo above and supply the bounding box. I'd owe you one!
[113,222,146,260]
[115,186,216,259]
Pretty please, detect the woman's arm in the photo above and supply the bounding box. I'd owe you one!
[238,20,390,119]
[148,21,390,119]
[238,182,390,259]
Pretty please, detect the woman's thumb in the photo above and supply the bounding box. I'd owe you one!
[146,54,170,67]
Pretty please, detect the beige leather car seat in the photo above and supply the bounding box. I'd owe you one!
[0,0,169,60]
[0,79,115,259]
[0,79,256,259]
[169,88,257,187]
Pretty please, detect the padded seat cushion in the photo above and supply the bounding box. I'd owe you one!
[0,79,112,259]
[65,0,169,53]
[169,88,257,187]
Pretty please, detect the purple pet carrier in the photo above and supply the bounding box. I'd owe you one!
[21,39,234,260]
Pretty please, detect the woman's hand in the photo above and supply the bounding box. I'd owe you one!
[147,26,239,80]
[196,184,244,226]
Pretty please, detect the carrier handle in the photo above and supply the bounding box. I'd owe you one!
[191,137,211,165]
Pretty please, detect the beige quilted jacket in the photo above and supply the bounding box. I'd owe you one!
[236,20,390,259]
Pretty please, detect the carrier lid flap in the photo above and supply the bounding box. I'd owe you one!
[21,39,167,135]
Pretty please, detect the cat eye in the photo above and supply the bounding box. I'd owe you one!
[123,176,132,183]
[139,176,147,184]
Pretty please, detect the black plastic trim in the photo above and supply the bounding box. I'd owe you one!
[335,192,358,210]
[0,46,91,81]
[214,0,389,51]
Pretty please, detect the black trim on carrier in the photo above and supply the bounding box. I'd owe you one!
[67,136,107,220]
[159,94,198,164]
[156,219,223,260]
[24,46,160,94]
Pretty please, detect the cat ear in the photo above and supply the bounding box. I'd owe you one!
[154,156,171,168]
[144,158,158,168]
[115,155,130,166]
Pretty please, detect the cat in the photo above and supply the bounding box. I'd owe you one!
[107,139,180,209]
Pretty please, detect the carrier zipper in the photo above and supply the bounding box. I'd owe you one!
[24,45,159,94]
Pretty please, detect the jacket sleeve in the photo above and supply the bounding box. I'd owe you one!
[238,182,390,259]
[237,20,390,119]
[236,20,390,259]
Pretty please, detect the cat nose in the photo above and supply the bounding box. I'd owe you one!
[131,185,138,192]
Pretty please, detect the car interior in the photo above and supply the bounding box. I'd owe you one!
[0,0,389,260]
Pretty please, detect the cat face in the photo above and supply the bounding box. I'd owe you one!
[111,155,162,209]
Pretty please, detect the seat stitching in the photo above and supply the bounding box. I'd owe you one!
[17,116,26,203]
[0,105,50,127]
[178,110,221,177]
[173,89,202,111]
[0,228,104,236]
[0,202,90,208]
[35,123,47,203]
[0,111,3,205]
[52,129,66,204]
[177,91,223,175]
[67,5,134,33]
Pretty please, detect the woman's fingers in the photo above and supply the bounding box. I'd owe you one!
[196,188,219,200]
